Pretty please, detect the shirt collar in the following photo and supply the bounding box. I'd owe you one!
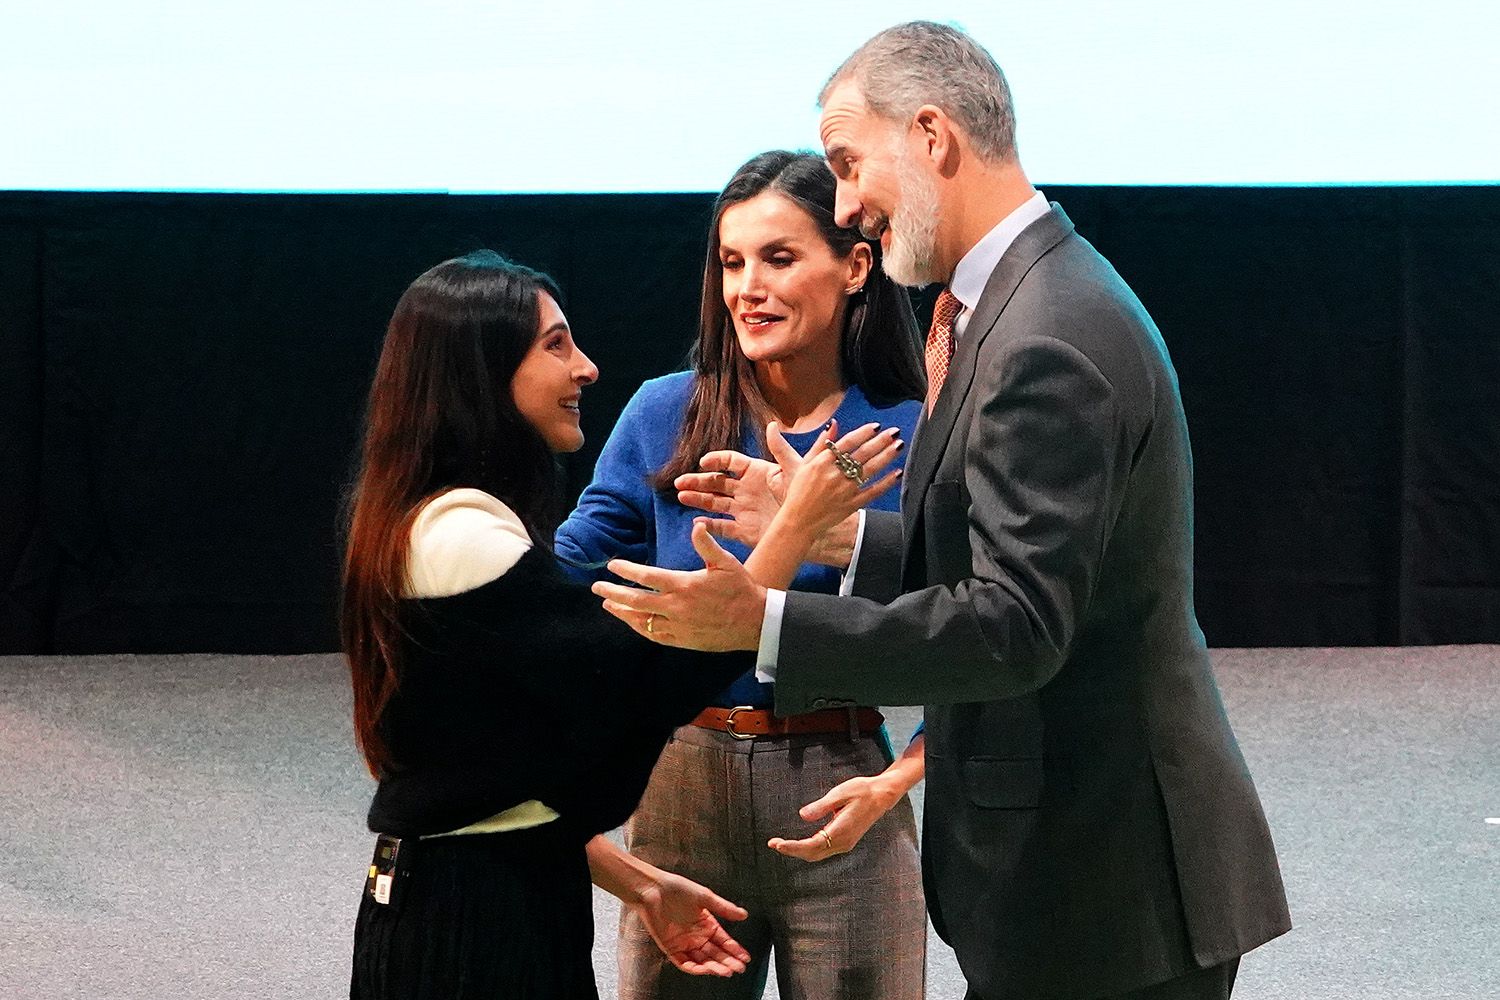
[948,190,1052,312]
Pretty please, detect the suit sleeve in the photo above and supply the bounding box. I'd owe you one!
[774,336,1138,713]
[847,508,905,604]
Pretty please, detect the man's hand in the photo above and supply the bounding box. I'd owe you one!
[593,522,766,651]
[628,870,751,977]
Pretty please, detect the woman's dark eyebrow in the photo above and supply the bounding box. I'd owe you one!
[541,321,569,337]
[720,238,798,257]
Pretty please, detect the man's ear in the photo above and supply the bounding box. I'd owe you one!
[912,104,960,175]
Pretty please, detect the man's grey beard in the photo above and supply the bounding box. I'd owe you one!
[882,153,943,288]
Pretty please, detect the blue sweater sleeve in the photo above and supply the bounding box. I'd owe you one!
[555,382,664,581]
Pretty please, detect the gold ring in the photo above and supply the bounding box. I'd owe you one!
[646,614,656,635]
[818,829,833,851]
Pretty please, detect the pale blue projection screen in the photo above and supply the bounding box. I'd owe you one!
[3,0,1495,192]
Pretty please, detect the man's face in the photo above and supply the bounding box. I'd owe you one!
[819,81,944,287]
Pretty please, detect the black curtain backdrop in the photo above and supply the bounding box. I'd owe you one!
[0,187,1496,654]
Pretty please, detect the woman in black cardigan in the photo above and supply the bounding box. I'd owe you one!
[342,250,904,999]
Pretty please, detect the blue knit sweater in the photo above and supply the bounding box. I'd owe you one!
[556,371,920,709]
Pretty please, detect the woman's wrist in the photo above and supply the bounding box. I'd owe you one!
[585,835,659,906]
[744,503,823,590]
[764,501,823,554]
[880,734,926,796]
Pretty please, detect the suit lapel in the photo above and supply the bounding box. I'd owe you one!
[901,205,1077,546]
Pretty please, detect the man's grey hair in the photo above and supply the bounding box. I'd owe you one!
[820,21,1017,164]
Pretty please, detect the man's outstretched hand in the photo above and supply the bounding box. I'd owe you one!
[593,521,766,652]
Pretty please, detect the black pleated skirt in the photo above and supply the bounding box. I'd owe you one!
[350,825,598,999]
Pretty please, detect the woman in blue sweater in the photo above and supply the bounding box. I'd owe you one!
[557,151,929,1000]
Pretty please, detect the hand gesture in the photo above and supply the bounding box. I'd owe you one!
[770,419,904,537]
[674,451,785,550]
[768,735,924,863]
[593,521,765,651]
[767,772,904,862]
[627,870,751,976]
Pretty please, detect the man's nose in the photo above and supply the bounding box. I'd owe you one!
[833,183,862,229]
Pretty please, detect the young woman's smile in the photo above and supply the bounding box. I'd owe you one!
[511,292,598,453]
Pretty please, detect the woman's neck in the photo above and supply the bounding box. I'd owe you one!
[754,340,847,434]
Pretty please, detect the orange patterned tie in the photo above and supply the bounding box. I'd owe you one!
[925,288,963,413]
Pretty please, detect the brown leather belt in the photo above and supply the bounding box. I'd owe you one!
[690,705,884,741]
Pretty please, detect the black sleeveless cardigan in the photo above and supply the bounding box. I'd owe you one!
[367,546,751,841]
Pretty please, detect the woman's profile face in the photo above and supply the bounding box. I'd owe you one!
[718,191,871,369]
[510,292,598,453]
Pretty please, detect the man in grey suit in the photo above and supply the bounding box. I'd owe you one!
[595,21,1291,1000]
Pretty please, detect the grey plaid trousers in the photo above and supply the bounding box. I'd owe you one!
[617,724,926,1000]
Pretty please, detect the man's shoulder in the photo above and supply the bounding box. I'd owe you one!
[988,234,1169,406]
[1020,231,1143,314]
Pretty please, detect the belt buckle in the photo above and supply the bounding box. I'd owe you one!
[724,705,758,741]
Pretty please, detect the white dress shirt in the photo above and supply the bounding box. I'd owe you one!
[755,192,1052,682]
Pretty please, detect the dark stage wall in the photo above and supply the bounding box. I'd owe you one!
[1,187,1497,654]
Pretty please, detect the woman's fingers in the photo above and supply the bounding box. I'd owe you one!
[849,425,903,465]
[766,826,846,862]
[675,471,738,496]
[796,788,846,823]
[677,489,734,514]
[765,835,821,861]
[695,516,752,547]
[696,450,752,476]
[857,468,903,504]
[832,421,885,455]
[855,435,906,483]
[764,421,801,470]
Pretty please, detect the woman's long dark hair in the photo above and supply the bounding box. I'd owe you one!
[651,150,924,490]
[342,250,563,776]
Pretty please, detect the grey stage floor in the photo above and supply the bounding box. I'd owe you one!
[1,647,1496,999]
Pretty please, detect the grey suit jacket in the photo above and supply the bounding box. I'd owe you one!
[775,205,1291,999]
